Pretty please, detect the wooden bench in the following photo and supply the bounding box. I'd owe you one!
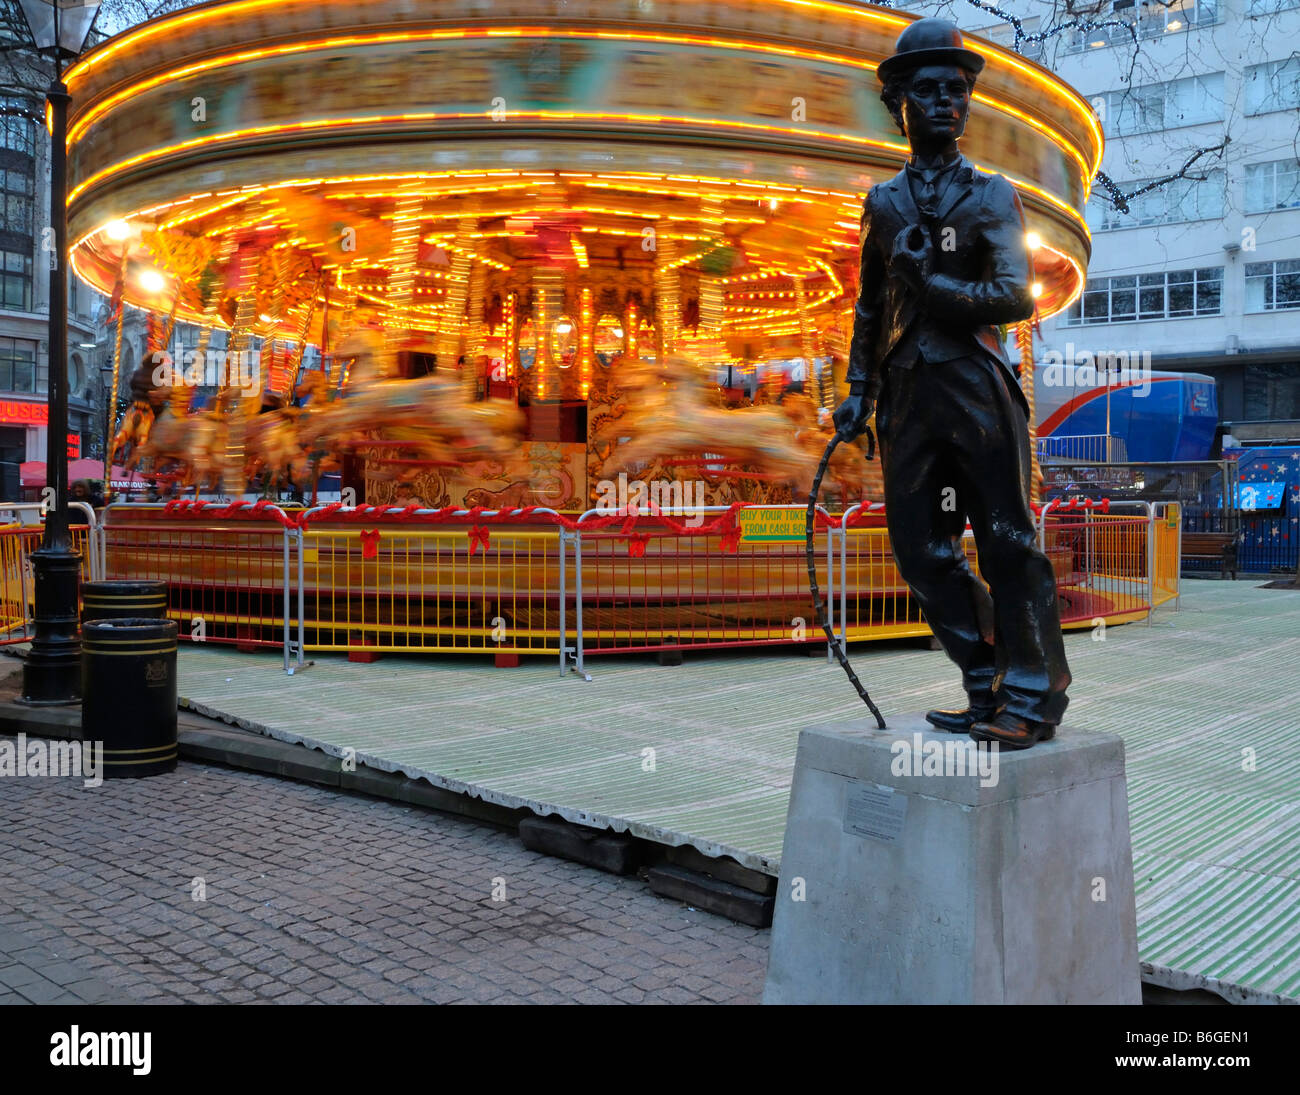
[1181,531,1238,579]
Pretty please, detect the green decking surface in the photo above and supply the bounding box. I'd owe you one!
[176,580,1300,1002]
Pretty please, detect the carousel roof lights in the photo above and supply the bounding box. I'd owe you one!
[63,0,917,88]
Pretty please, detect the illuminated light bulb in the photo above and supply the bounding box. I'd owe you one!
[1025,231,1043,250]
[1031,282,1044,298]
[259,313,275,323]
[138,268,167,293]
[1166,20,1182,30]
[105,220,132,241]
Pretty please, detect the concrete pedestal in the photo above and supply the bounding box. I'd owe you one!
[763,715,1141,1004]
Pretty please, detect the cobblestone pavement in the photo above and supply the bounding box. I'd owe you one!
[0,754,768,1004]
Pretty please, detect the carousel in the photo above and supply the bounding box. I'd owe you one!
[57,0,1129,659]
[66,0,1099,512]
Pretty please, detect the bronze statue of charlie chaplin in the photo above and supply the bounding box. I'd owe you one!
[833,19,1072,749]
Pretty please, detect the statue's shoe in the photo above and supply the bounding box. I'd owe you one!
[925,694,1001,733]
[969,712,1057,750]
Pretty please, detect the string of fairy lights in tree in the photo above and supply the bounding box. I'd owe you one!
[962,0,1138,58]
[1092,138,1229,214]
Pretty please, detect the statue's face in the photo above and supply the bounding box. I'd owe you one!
[901,63,971,148]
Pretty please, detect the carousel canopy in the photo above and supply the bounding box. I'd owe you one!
[65,0,1100,349]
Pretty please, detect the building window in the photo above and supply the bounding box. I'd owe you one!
[1245,159,1300,213]
[974,19,1044,61]
[0,336,37,393]
[0,248,31,311]
[1243,364,1300,420]
[1092,73,1224,137]
[0,167,34,236]
[0,97,38,158]
[1245,259,1300,312]
[1245,59,1300,116]
[1086,171,1224,231]
[1063,267,1223,325]
[1067,0,1219,53]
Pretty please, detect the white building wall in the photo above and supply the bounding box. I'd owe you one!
[886,0,1300,429]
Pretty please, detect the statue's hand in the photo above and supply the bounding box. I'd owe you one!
[890,225,934,291]
[832,394,874,442]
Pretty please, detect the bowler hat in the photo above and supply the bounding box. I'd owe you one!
[877,18,985,83]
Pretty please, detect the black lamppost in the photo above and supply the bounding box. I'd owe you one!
[98,361,114,462]
[10,0,102,705]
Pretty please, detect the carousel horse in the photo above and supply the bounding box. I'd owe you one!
[313,373,525,465]
[600,354,808,486]
[111,358,169,471]
[245,397,309,492]
[134,379,198,490]
[780,392,869,503]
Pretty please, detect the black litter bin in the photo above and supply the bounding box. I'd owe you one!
[82,617,178,778]
[81,580,168,628]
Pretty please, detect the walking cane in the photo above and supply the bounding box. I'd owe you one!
[805,429,887,729]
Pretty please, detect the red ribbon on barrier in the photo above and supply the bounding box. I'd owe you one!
[468,525,490,555]
[626,533,651,558]
[360,529,381,559]
[720,526,741,554]
[1044,497,1113,515]
[160,498,300,529]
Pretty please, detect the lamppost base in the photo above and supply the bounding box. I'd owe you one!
[19,545,83,707]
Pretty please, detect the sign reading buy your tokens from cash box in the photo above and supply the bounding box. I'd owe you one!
[738,508,806,543]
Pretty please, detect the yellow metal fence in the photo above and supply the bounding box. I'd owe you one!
[295,523,568,660]
[0,502,1178,671]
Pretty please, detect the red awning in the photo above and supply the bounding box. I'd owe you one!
[20,460,127,488]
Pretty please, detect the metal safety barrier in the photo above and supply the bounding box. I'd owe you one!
[0,523,33,642]
[0,501,102,643]
[832,501,934,646]
[289,506,570,673]
[1044,505,1155,628]
[101,502,296,655]
[56,496,1179,676]
[571,504,840,674]
[1152,501,1182,610]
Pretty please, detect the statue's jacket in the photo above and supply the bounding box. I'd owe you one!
[846,154,1036,416]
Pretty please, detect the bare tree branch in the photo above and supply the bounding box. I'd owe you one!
[1094,138,1230,213]
[963,0,1139,55]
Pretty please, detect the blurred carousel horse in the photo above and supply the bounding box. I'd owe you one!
[111,358,170,471]
[780,392,868,503]
[313,373,526,466]
[600,354,808,486]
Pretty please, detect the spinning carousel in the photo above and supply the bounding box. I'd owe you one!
[66,0,1099,512]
